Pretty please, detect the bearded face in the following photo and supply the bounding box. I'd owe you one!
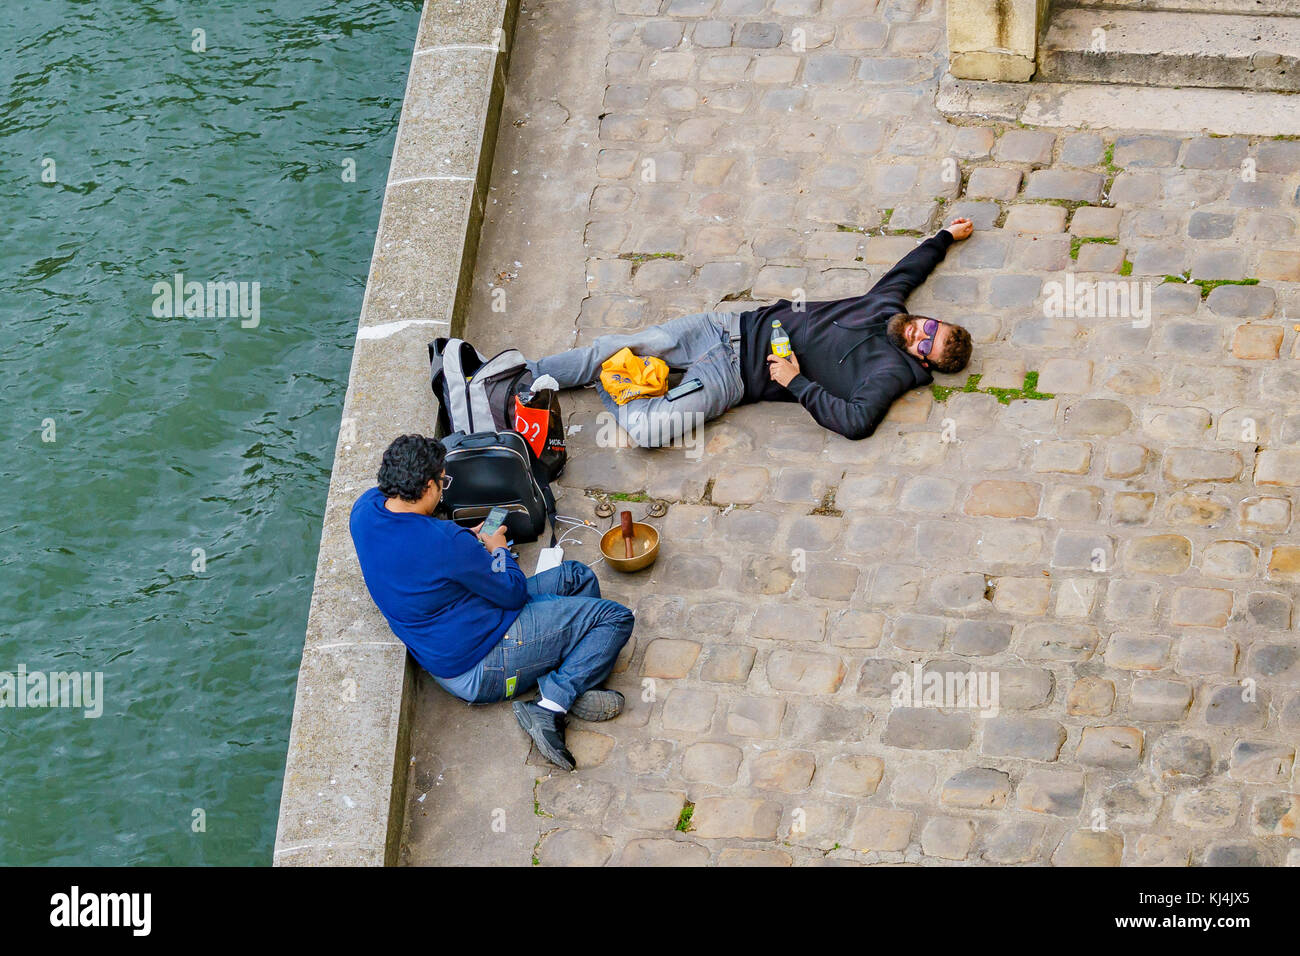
[886,313,911,351]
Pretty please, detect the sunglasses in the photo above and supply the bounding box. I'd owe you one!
[917,318,940,358]
[437,474,453,490]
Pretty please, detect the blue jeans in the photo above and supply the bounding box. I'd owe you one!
[528,310,745,448]
[443,561,634,710]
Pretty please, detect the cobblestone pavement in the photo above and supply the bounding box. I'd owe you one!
[401,0,1300,866]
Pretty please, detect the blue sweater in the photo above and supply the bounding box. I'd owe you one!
[348,487,528,677]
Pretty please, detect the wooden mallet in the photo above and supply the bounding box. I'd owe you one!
[619,510,635,559]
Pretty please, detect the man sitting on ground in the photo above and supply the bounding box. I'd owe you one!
[528,217,976,445]
[349,434,634,771]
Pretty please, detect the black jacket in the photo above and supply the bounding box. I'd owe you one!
[736,230,955,440]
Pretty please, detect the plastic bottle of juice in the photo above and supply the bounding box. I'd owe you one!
[770,319,792,358]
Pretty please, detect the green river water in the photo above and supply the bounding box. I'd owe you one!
[1,0,419,864]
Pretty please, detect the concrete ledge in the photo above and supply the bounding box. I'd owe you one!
[273,0,519,867]
[935,72,1030,123]
[1074,0,1300,12]
[1040,8,1300,93]
[938,73,1300,136]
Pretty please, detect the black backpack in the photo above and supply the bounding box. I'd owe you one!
[440,430,556,545]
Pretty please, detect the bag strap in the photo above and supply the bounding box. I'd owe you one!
[529,451,558,549]
[442,339,485,433]
[476,348,528,379]
[466,375,495,434]
[427,337,448,369]
[428,338,452,434]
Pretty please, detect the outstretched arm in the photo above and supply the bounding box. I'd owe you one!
[868,217,973,304]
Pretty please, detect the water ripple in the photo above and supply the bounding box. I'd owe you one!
[0,0,418,864]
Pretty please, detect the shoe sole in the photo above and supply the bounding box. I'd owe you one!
[512,701,575,771]
[570,690,625,722]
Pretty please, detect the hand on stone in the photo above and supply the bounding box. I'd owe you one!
[944,217,974,241]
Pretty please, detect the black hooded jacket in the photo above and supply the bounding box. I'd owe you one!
[735,230,955,440]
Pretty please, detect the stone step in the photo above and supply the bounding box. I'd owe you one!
[937,73,1300,136]
[1068,0,1300,15]
[1040,8,1300,91]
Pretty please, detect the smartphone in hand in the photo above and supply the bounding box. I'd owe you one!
[479,506,509,539]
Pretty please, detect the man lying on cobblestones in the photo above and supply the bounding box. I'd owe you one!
[349,434,635,771]
[529,217,976,444]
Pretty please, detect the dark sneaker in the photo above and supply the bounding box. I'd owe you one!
[512,700,575,771]
[569,689,625,722]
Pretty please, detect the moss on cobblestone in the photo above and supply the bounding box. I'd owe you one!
[932,371,1054,405]
[1101,142,1123,199]
[1102,142,1118,172]
[1023,196,1093,214]
[618,252,683,273]
[1070,235,1117,260]
[531,830,548,866]
[618,252,682,262]
[534,778,552,818]
[991,370,1054,404]
[931,196,950,225]
[1162,274,1259,299]
[676,803,694,832]
[931,373,981,402]
[607,491,650,502]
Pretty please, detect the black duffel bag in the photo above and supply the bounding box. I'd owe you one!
[439,430,556,546]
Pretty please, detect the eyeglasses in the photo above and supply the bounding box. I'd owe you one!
[438,474,453,490]
[917,318,940,357]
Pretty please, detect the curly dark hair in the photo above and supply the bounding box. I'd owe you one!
[377,434,447,502]
[932,323,972,375]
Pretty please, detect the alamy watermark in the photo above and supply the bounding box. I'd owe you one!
[50,886,150,936]
[152,272,260,327]
[1042,274,1151,328]
[0,664,103,718]
[595,409,706,461]
[891,663,999,718]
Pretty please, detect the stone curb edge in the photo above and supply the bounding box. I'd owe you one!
[272,0,520,867]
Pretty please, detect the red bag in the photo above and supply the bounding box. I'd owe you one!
[513,389,566,481]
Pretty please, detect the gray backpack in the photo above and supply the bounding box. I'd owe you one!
[428,337,533,435]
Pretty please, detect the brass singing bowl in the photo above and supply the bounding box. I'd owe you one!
[600,521,660,573]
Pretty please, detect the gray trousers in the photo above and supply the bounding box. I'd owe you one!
[528,311,745,448]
